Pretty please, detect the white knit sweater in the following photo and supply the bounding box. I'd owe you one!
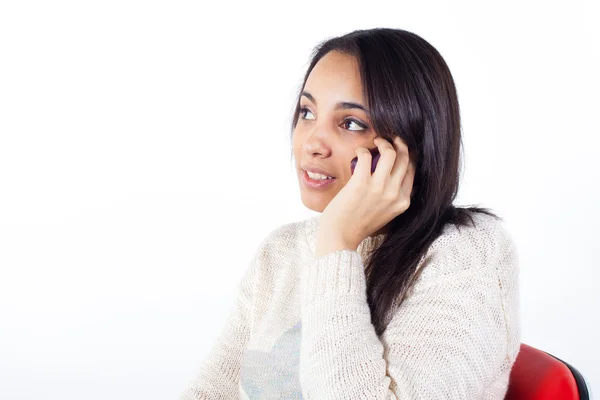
[180,211,520,399]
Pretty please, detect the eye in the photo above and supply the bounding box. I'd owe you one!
[299,106,315,120]
[298,106,369,132]
[342,118,368,132]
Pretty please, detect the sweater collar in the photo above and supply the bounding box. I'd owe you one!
[303,214,388,261]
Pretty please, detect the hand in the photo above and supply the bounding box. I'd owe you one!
[315,136,416,258]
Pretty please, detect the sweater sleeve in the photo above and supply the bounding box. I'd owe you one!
[298,222,520,399]
[179,252,259,400]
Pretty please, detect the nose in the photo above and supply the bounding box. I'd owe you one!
[302,124,333,158]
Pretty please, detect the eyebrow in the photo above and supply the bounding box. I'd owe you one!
[301,91,370,115]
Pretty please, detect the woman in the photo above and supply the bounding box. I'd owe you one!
[181,27,520,399]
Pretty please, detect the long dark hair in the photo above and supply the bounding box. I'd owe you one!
[290,28,501,337]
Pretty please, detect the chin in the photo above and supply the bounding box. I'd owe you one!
[300,193,328,213]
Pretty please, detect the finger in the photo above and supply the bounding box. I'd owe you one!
[401,160,416,200]
[353,146,373,181]
[372,137,396,178]
[390,136,416,200]
[389,136,410,182]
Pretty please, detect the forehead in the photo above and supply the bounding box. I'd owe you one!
[304,51,364,104]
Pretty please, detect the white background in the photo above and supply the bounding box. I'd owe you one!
[1,0,598,398]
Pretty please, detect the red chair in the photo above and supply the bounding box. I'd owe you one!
[506,343,590,399]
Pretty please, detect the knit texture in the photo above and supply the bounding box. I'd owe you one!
[180,212,520,399]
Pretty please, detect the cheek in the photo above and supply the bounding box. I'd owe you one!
[292,129,309,159]
[292,128,302,147]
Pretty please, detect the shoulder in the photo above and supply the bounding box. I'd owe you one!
[416,211,519,283]
[239,217,314,301]
[255,218,308,252]
[250,216,314,267]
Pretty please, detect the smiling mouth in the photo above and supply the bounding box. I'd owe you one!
[302,170,337,188]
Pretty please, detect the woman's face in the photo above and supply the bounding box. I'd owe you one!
[293,51,380,213]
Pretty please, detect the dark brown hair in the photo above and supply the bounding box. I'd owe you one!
[290,28,500,337]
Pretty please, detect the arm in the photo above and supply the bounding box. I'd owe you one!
[298,222,520,399]
[179,252,260,400]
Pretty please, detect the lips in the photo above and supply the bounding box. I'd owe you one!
[301,165,336,178]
